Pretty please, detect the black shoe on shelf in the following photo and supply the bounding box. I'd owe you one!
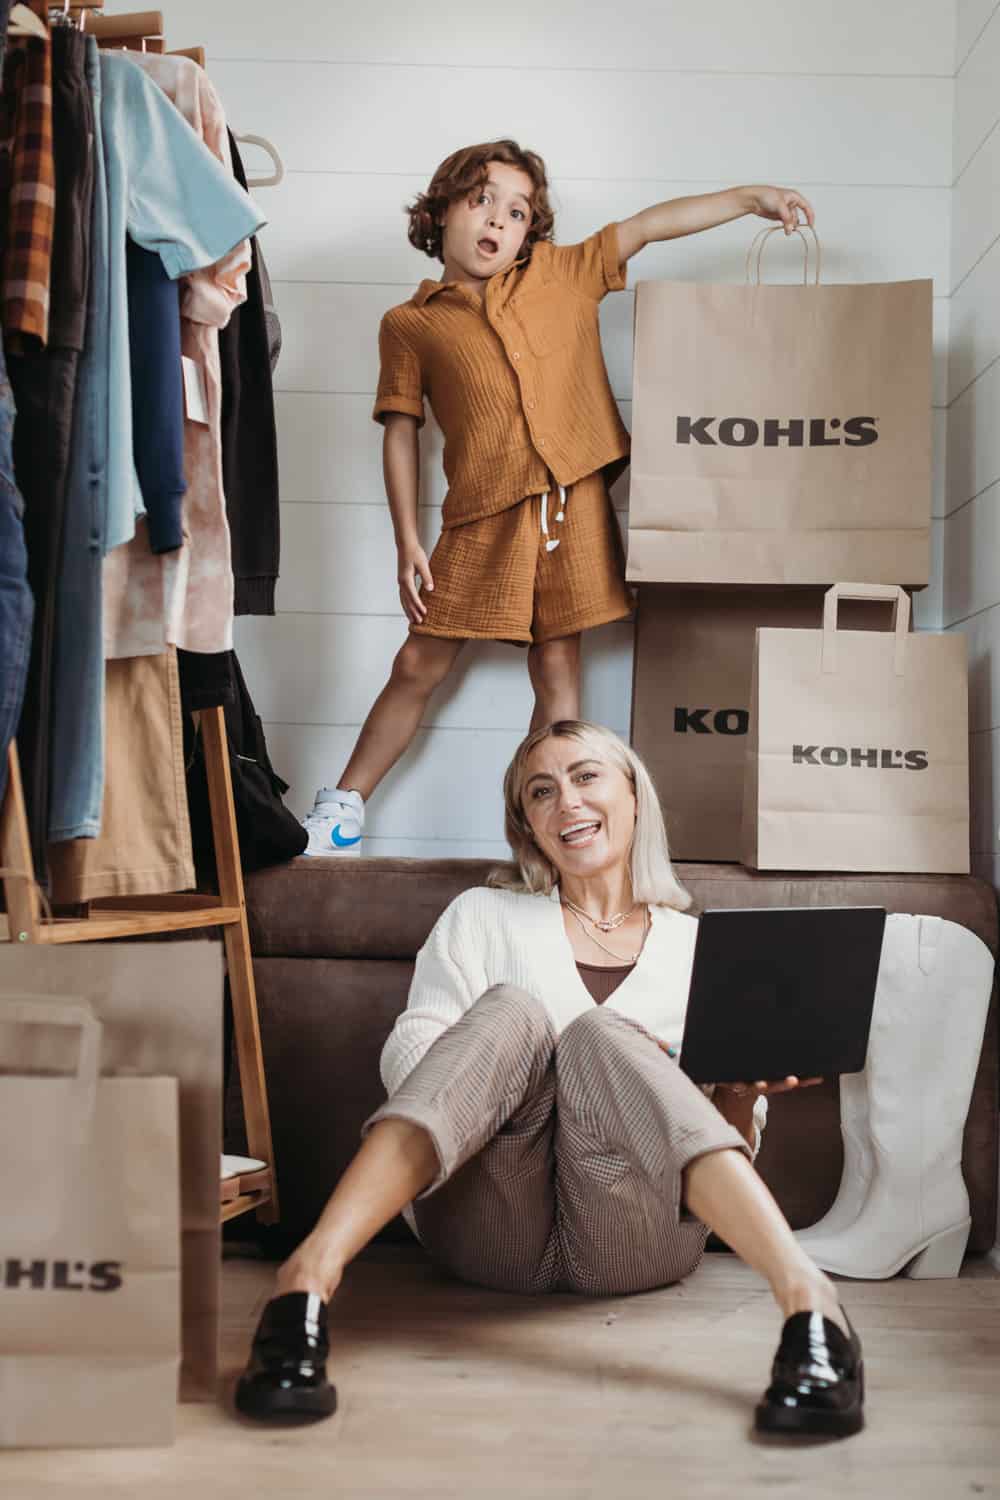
[754,1307,864,1438]
[235,1291,338,1421]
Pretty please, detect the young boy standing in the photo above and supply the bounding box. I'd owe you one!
[303,140,814,855]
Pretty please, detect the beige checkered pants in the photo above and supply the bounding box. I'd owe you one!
[366,985,750,1296]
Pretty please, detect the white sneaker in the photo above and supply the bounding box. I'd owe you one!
[302,787,365,857]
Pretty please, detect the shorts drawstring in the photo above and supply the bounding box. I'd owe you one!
[540,484,567,552]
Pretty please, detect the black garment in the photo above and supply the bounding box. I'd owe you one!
[126,236,186,553]
[256,237,281,374]
[177,647,236,711]
[218,132,280,616]
[7,25,93,878]
[182,650,306,879]
[47,27,94,351]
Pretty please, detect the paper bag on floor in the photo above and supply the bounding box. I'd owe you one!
[742,583,969,872]
[0,940,224,1401]
[0,998,180,1448]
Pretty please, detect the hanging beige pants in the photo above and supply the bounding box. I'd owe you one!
[365,984,750,1296]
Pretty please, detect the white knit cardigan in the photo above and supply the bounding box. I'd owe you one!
[380,885,766,1148]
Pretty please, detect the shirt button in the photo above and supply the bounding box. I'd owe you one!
[527,400,536,410]
[538,438,546,447]
[512,352,521,361]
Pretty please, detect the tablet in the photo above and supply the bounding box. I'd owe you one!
[678,906,886,1085]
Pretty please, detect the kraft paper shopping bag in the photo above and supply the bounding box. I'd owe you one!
[0,997,181,1448]
[742,583,968,872]
[627,228,932,587]
[631,584,902,859]
[0,941,224,1401]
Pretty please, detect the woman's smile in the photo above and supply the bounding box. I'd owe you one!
[558,819,602,847]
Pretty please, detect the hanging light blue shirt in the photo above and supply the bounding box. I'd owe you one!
[99,51,266,553]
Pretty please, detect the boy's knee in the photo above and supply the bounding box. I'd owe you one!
[527,635,580,687]
[391,636,456,692]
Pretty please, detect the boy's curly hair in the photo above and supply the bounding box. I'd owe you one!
[406,140,555,263]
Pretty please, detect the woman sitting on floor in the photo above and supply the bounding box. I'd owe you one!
[237,719,863,1438]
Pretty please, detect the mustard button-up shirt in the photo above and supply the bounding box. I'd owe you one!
[374,223,630,529]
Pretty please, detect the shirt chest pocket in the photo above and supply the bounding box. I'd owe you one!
[512,286,586,358]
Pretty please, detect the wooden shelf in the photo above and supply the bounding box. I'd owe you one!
[37,906,243,943]
[1,711,279,1227]
[221,1191,270,1223]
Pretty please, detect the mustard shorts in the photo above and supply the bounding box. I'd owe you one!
[411,471,632,645]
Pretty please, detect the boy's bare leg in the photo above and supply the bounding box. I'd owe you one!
[683,1148,848,1334]
[274,1119,438,1303]
[527,634,581,731]
[337,634,465,798]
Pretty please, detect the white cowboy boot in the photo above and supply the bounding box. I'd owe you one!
[797,915,993,1280]
[794,1068,871,1248]
[795,916,911,1248]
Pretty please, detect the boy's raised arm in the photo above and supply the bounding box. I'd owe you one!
[615,184,816,265]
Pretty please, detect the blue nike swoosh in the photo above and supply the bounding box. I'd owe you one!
[330,825,362,848]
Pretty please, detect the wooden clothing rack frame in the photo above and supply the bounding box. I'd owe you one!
[1,711,279,1226]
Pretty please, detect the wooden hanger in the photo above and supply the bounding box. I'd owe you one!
[85,7,160,36]
[168,44,206,67]
[87,8,163,48]
[8,4,49,39]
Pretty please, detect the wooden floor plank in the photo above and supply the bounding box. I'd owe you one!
[3,1250,998,1496]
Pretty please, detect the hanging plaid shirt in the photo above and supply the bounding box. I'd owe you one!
[0,0,55,349]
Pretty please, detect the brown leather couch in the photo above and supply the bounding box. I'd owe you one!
[235,859,999,1253]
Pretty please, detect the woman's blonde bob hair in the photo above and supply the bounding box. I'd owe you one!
[488,720,691,912]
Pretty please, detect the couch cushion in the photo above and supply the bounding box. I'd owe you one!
[247,858,998,957]
[246,858,498,959]
[680,863,998,953]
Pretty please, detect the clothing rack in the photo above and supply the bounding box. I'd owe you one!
[2,3,279,1224]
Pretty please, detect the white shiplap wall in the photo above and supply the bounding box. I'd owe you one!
[154,0,955,858]
[945,0,1000,891]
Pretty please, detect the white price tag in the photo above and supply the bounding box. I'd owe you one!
[181,355,209,424]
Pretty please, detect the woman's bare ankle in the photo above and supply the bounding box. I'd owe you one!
[777,1270,848,1337]
[273,1245,344,1305]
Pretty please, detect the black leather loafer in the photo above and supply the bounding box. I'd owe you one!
[235,1291,337,1420]
[755,1308,864,1437]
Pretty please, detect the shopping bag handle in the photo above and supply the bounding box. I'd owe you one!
[822,582,910,677]
[0,997,102,1142]
[746,223,822,286]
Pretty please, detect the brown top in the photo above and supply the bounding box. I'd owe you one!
[576,959,636,1005]
[373,224,631,529]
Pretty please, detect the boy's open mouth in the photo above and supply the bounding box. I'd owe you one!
[477,236,499,256]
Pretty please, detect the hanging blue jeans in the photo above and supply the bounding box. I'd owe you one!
[0,0,35,807]
[49,35,106,844]
[0,373,33,807]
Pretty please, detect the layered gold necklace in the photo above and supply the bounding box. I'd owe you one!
[562,900,649,963]
[560,896,637,932]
